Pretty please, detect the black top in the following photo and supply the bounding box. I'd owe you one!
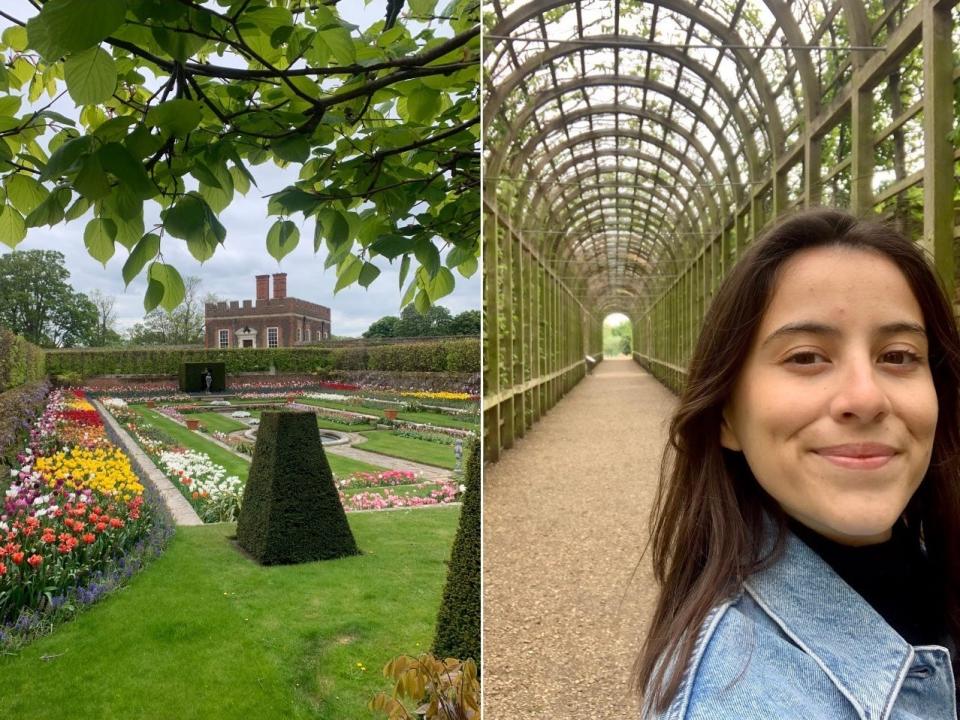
[788,518,948,648]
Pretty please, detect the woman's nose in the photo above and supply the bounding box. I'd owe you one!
[828,358,892,422]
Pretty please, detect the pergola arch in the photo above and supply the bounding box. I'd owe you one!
[483,0,959,462]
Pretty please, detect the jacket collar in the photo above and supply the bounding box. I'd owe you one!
[743,519,914,720]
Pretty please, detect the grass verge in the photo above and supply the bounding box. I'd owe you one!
[354,432,457,469]
[0,509,459,720]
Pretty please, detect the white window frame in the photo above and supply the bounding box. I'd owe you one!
[296,327,302,342]
[305,327,311,342]
[218,329,229,348]
[267,327,279,348]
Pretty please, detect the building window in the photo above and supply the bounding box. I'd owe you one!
[296,327,302,342]
[267,327,278,348]
[218,329,229,348]
[305,327,311,342]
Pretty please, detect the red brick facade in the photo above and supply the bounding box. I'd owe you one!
[204,274,332,349]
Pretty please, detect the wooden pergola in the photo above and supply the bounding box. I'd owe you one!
[483,0,960,461]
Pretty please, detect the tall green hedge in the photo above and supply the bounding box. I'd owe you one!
[236,411,359,565]
[0,326,45,392]
[44,338,479,379]
[432,439,480,665]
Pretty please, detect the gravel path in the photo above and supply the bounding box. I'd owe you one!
[483,357,677,719]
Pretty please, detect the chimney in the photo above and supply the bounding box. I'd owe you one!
[272,272,287,300]
[256,274,270,301]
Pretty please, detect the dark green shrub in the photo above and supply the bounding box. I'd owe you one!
[236,411,359,565]
[432,439,480,664]
[178,362,226,392]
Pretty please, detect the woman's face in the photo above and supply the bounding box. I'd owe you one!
[721,245,938,546]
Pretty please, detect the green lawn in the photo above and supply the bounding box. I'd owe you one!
[341,483,438,499]
[354,432,457,470]
[188,411,250,433]
[0,510,459,719]
[129,408,386,479]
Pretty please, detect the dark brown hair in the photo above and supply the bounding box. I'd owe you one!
[633,208,960,713]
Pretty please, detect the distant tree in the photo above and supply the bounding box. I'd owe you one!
[88,289,123,346]
[363,315,400,338]
[0,249,98,347]
[127,276,205,345]
[394,304,452,337]
[449,309,480,335]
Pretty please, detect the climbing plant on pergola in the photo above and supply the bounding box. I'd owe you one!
[483,0,960,462]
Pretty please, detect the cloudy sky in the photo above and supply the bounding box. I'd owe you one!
[0,1,481,337]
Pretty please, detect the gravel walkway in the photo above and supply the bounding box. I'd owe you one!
[483,357,677,719]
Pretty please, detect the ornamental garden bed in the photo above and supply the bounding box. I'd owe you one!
[106,403,463,520]
[0,389,172,650]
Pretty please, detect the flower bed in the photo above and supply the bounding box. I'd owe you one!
[156,450,243,523]
[0,389,168,647]
[339,480,461,511]
[336,469,423,489]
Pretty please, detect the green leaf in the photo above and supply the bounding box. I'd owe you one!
[148,262,186,312]
[42,134,95,180]
[358,261,381,288]
[0,205,26,247]
[271,135,310,163]
[64,196,90,221]
[245,7,294,35]
[2,26,28,52]
[30,0,126,59]
[123,233,160,287]
[92,115,136,142]
[266,219,300,261]
[406,86,441,124]
[146,99,203,138]
[24,187,70,227]
[319,27,356,65]
[97,142,157,199]
[426,266,455,302]
[0,96,21,117]
[334,254,362,294]
[64,47,117,105]
[162,194,205,239]
[186,234,217,263]
[414,288,431,314]
[400,275,417,307]
[371,234,414,259]
[73,154,111,200]
[408,0,439,16]
[83,217,117,266]
[456,255,477,278]
[5,173,49,214]
[143,277,164,312]
[398,254,411,290]
[317,208,350,248]
[151,26,207,63]
[413,239,440,277]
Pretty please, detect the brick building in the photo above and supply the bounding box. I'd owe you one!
[204,273,332,349]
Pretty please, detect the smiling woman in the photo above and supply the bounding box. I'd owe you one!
[636,209,960,719]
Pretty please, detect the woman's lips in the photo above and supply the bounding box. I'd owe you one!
[814,443,897,470]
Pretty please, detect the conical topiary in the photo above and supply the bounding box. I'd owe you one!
[236,411,358,564]
[432,438,480,665]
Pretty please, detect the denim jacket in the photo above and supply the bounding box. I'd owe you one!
[645,528,956,720]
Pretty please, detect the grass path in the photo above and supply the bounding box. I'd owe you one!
[0,510,459,719]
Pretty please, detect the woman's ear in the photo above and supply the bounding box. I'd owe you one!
[720,407,742,451]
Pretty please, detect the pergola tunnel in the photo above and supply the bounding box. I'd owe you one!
[483,0,960,462]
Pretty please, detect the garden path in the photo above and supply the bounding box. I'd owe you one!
[325,437,453,482]
[483,356,676,719]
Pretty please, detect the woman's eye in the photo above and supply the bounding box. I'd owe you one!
[785,352,824,365]
[880,350,920,365]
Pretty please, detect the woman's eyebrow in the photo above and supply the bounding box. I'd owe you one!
[760,321,927,348]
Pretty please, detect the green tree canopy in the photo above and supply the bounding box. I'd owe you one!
[0,0,479,312]
[449,308,479,335]
[0,248,98,346]
[363,314,399,338]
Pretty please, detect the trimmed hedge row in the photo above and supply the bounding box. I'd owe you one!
[0,326,45,392]
[44,339,480,379]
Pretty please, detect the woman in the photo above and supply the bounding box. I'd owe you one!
[635,208,960,719]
